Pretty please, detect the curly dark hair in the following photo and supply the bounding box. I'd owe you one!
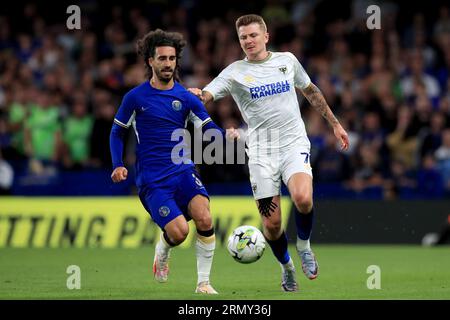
[136,29,186,81]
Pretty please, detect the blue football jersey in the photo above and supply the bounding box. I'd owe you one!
[112,81,212,187]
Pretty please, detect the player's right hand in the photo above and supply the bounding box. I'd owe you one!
[187,88,204,102]
[333,123,349,151]
[111,167,128,183]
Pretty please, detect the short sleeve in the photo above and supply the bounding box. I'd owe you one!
[203,65,234,101]
[287,53,311,90]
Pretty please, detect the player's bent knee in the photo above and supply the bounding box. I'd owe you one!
[292,193,313,213]
[171,228,189,245]
[195,213,212,230]
[167,224,189,245]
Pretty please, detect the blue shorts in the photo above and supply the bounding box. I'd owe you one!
[138,168,209,230]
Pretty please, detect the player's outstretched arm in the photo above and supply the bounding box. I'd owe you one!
[189,90,239,140]
[109,122,128,183]
[301,83,349,151]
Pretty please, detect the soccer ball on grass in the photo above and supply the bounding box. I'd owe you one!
[227,225,266,264]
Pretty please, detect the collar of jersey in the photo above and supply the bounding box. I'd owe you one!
[244,51,272,64]
[148,80,176,91]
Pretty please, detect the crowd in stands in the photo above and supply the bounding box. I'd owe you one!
[0,0,449,197]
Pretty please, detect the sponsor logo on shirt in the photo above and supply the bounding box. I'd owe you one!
[172,100,182,111]
[244,75,255,83]
[249,80,290,99]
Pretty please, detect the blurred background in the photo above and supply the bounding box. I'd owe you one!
[0,0,449,245]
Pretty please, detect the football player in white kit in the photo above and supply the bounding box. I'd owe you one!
[190,14,349,292]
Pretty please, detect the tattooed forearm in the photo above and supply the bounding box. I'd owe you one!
[301,83,339,127]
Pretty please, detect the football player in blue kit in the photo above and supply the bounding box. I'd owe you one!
[109,29,238,294]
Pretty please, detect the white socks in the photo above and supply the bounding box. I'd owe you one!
[156,231,215,285]
[296,237,311,252]
[156,232,172,256]
[196,233,215,284]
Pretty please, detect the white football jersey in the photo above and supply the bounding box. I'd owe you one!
[203,51,311,156]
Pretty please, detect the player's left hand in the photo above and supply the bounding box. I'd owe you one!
[333,123,349,151]
[226,128,240,140]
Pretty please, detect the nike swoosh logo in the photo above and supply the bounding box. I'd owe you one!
[141,107,148,111]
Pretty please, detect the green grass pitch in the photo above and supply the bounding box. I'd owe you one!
[1,245,449,299]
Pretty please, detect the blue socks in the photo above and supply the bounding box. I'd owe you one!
[295,207,314,240]
[266,207,315,264]
[266,231,290,265]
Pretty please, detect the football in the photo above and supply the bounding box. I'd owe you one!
[227,225,266,264]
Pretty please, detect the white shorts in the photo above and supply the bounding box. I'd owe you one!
[248,145,313,200]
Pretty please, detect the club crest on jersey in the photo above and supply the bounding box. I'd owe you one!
[159,206,170,217]
[278,65,287,74]
[172,100,182,111]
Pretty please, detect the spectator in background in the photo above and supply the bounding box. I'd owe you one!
[433,6,450,81]
[364,53,397,101]
[359,110,389,170]
[214,98,238,128]
[313,131,351,183]
[0,150,13,195]
[438,96,450,125]
[4,84,28,160]
[386,105,418,170]
[305,112,327,164]
[417,154,445,198]
[435,128,450,191]
[349,144,384,192]
[360,110,385,151]
[411,93,432,133]
[184,61,213,90]
[90,102,114,168]
[62,101,94,169]
[24,91,62,169]
[378,93,400,134]
[0,112,10,152]
[433,6,450,40]
[15,34,36,63]
[123,60,147,87]
[383,159,417,200]
[420,111,446,159]
[400,51,441,102]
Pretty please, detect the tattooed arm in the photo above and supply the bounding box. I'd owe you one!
[301,83,349,150]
